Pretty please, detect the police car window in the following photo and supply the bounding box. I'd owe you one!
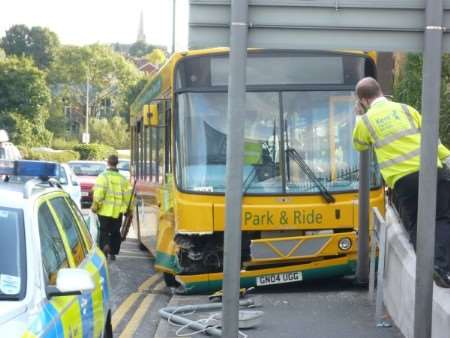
[38,203,69,285]
[66,197,94,249]
[49,197,87,266]
[0,207,25,300]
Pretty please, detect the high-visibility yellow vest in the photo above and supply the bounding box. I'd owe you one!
[92,169,132,218]
[352,99,450,188]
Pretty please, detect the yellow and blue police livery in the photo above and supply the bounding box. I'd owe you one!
[0,160,112,338]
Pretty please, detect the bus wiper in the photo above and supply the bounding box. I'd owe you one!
[286,148,335,203]
[243,166,257,194]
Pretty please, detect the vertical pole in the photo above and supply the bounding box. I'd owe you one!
[172,0,176,53]
[414,1,443,337]
[222,1,248,337]
[85,76,90,143]
[356,150,370,283]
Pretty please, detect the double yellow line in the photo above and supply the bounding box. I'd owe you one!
[112,273,166,337]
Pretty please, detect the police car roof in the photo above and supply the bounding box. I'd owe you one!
[0,182,61,208]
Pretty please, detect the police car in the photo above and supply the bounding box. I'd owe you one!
[0,160,112,337]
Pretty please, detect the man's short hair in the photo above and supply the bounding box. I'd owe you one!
[107,155,119,167]
[356,77,382,100]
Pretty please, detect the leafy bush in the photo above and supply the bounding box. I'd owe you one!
[24,149,79,162]
[52,137,79,150]
[9,113,53,148]
[89,117,130,149]
[394,53,450,147]
[72,143,117,160]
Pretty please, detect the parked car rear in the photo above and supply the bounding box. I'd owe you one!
[68,160,106,208]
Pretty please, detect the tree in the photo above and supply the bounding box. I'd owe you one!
[145,48,167,66]
[89,116,130,149]
[0,56,52,145]
[128,41,152,58]
[47,44,142,136]
[1,25,60,69]
[394,53,450,147]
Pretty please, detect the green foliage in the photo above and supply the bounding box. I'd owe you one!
[26,149,79,162]
[73,143,117,160]
[1,25,60,69]
[11,114,53,148]
[52,137,79,150]
[89,116,130,149]
[394,53,450,147]
[0,56,51,121]
[145,48,167,66]
[48,44,141,126]
[129,41,152,57]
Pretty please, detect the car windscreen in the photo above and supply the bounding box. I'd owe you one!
[69,163,106,176]
[0,207,26,300]
[117,161,130,171]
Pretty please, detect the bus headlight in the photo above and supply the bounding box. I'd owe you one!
[338,238,352,251]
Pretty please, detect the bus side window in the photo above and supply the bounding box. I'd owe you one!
[165,99,172,181]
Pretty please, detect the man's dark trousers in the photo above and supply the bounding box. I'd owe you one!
[98,214,122,255]
[393,169,450,272]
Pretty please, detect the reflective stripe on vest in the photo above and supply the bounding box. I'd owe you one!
[361,104,420,149]
[378,148,421,169]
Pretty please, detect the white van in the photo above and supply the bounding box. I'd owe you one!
[0,130,21,160]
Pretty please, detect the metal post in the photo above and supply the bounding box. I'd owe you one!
[414,1,444,337]
[172,0,176,53]
[222,1,248,337]
[356,150,370,283]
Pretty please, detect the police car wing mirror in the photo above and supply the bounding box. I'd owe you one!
[47,269,95,298]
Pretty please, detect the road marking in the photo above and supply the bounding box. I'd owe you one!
[119,294,155,338]
[138,273,161,292]
[112,292,140,330]
[153,280,165,292]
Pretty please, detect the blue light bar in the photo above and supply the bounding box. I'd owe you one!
[0,160,58,178]
[0,160,15,176]
[16,160,58,177]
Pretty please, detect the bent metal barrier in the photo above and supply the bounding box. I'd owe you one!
[368,207,392,328]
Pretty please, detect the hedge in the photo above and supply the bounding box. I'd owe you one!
[72,143,117,160]
[20,148,80,162]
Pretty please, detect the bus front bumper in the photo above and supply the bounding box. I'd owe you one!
[165,254,357,294]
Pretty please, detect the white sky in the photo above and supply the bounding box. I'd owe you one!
[0,0,189,50]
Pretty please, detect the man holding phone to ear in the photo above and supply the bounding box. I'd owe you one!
[352,77,450,288]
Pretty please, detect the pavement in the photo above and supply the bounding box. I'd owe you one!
[83,209,404,338]
[155,278,404,338]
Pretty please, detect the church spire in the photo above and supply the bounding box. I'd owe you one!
[137,10,146,42]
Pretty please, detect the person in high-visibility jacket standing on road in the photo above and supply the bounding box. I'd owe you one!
[352,77,450,288]
[92,154,132,260]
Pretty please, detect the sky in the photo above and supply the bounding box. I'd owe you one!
[0,0,189,50]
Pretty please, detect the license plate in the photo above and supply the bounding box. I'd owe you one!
[81,192,89,197]
[256,271,303,286]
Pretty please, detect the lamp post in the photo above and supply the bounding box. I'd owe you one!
[83,74,90,144]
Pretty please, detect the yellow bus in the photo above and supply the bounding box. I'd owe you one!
[130,48,385,293]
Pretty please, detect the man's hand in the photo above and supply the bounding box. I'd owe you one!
[353,101,366,116]
[91,204,98,214]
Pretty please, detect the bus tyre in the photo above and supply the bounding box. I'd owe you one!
[164,272,180,287]
[103,311,113,338]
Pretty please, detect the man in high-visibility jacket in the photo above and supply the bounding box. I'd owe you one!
[92,154,132,260]
[352,77,450,288]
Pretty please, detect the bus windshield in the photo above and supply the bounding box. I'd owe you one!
[175,53,380,195]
